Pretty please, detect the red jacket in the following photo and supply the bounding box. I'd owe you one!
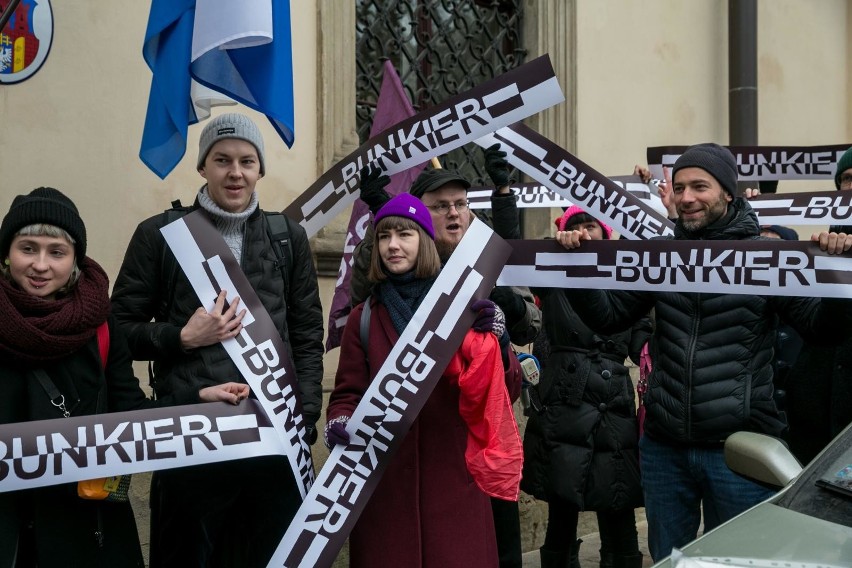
[327,298,521,568]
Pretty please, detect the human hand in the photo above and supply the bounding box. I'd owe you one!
[180,290,246,349]
[359,166,391,215]
[483,143,513,190]
[199,382,249,405]
[470,298,506,339]
[743,187,761,199]
[489,286,525,323]
[555,229,591,250]
[660,167,677,218]
[811,231,852,255]
[633,164,652,184]
[324,416,351,449]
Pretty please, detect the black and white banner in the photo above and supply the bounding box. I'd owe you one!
[647,144,851,182]
[161,211,314,497]
[467,176,666,216]
[284,55,565,237]
[474,124,674,239]
[497,239,852,299]
[749,190,852,226]
[0,400,284,492]
[269,220,511,568]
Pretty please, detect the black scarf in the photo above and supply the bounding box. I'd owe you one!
[377,271,436,336]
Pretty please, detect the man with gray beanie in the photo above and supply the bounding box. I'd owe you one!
[555,142,852,562]
[111,113,324,567]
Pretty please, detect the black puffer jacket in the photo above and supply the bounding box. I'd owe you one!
[521,288,650,510]
[111,203,325,421]
[566,198,852,445]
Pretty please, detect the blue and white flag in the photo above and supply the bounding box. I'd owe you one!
[140,0,295,179]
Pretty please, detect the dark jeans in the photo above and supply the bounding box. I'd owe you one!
[149,456,302,568]
[639,434,776,561]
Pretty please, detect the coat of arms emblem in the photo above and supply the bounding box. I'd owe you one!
[0,0,53,84]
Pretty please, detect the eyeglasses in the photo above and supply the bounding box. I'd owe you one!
[426,201,470,215]
[841,173,852,189]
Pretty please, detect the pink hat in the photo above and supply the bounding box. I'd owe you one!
[555,205,613,239]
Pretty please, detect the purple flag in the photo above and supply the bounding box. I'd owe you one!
[325,61,426,351]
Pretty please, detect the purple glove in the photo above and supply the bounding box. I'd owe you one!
[471,299,506,340]
[324,416,351,449]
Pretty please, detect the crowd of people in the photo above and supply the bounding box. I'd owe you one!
[2,111,852,568]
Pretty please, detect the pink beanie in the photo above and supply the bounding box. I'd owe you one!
[555,205,613,239]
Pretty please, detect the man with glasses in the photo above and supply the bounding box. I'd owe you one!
[784,145,852,465]
[350,148,541,568]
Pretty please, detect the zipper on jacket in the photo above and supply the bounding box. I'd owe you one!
[684,295,701,441]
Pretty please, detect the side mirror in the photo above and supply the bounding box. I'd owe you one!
[724,432,803,488]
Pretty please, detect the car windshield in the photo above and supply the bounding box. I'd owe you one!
[775,424,852,527]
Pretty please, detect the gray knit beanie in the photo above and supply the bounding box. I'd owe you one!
[672,143,738,197]
[197,113,266,175]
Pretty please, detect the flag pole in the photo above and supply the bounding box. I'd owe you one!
[430,157,442,169]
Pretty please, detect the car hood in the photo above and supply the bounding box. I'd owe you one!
[653,501,852,567]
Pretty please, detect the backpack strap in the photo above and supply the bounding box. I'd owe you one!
[264,212,294,303]
[360,297,372,368]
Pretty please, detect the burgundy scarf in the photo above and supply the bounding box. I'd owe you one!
[0,257,111,363]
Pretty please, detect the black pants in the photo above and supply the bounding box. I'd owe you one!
[491,497,522,568]
[544,499,639,556]
[149,456,302,568]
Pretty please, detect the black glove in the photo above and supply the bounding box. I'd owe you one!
[359,166,391,215]
[490,287,526,326]
[303,414,319,446]
[483,143,513,189]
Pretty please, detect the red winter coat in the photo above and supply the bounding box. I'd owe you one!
[327,298,521,568]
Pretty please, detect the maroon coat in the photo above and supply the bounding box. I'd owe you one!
[328,298,510,568]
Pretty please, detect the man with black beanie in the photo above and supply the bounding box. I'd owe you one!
[555,142,852,562]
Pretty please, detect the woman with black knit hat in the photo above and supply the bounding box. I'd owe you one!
[0,187,248,567]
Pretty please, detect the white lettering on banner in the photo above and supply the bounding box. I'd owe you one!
[286,55,565,238]
[161,217,314,498]
[0,402,286,492]
[270,221,501,568]
[474,126,674,240]
[496,240,852,299]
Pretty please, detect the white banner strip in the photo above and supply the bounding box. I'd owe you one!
[161,212,314,497]
[647,144,851,182]
[474,124,674,239]
[269,220,511,568]
[497,239,852,299]
[749,190,852,226]
[284,55,565,237]
[0,400,285,492]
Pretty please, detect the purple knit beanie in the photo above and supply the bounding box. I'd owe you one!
[374,193,435,240]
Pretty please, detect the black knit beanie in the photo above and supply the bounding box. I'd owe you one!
[672,143,738,197]
[0,187,87,259]
[835,146,852,190]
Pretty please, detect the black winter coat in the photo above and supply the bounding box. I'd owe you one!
[565,199,852,445]
[521,288,650,510]
[0,316,197,568]
[110,203,325,421]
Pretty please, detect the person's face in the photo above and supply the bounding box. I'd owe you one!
[839,168,852,191]
[567,220,604,241]
[377,226,420,274]
[198,139,262,213]
[419,184,470,256]
[672,167,732,232]
[7,234,75,301]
